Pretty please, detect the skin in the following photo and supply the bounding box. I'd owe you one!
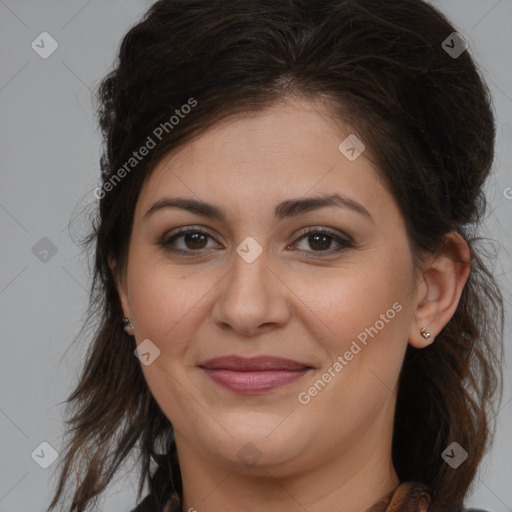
[112,96,470,512]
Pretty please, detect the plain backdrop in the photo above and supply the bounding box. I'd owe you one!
[1,1,511,511]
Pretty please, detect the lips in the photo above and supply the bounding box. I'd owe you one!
[199,356,312,394]
[200,355,310,371]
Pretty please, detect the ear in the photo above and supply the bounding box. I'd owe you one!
[108,255,131,319]
[409,231,470,348]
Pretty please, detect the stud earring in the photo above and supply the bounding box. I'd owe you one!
[122,317,134,335]
[420,327,432,340]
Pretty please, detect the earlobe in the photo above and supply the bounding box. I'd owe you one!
[409,232,470,349]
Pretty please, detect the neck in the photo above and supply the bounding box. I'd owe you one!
[175,415,400,512]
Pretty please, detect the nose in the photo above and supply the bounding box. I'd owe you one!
[211,245,291,337]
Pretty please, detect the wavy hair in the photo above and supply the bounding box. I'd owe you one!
[48,1,504,511]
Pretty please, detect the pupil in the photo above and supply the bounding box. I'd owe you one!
[186,232,206,249]
[309,234,330,250]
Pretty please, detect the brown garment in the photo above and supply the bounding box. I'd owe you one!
[132,480,490,511]
[367,481,431,512]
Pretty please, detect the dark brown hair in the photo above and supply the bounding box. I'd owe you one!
[48,1,504,511]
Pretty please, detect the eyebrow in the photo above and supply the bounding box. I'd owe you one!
[143,193,373,223]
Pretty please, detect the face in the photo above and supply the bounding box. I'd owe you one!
[115,96,422,477]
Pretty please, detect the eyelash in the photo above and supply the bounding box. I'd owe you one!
[158,226,354,259]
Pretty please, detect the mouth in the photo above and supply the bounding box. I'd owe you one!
[198,355,313,395]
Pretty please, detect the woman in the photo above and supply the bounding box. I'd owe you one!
[48,0,504,511]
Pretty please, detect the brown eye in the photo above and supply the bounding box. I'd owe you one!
[306,233,332,251]
[181,231,208,250]
[292,228,353,257]
[160,228,219,254]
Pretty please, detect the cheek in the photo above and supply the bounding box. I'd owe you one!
[126,253,219,354]
[295,257,412,355]
[294,273,411,432]
[294,250,414,416]
[125,254,216,427]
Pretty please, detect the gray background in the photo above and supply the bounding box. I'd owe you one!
[0,1,511,511]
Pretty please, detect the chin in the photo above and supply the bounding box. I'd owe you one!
[198,422,311,472]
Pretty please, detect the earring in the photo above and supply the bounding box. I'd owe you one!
[122,317,134,335]
[420,327,432,340]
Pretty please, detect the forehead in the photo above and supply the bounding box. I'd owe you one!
[135,97,396,225]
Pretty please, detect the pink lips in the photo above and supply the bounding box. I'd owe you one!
[199,356,312,394]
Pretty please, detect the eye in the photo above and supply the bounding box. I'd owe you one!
[159,227,220,254]
[158,226,353,257]
[290,227,353,257]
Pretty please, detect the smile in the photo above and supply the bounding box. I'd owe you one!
[199,356,313,395]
